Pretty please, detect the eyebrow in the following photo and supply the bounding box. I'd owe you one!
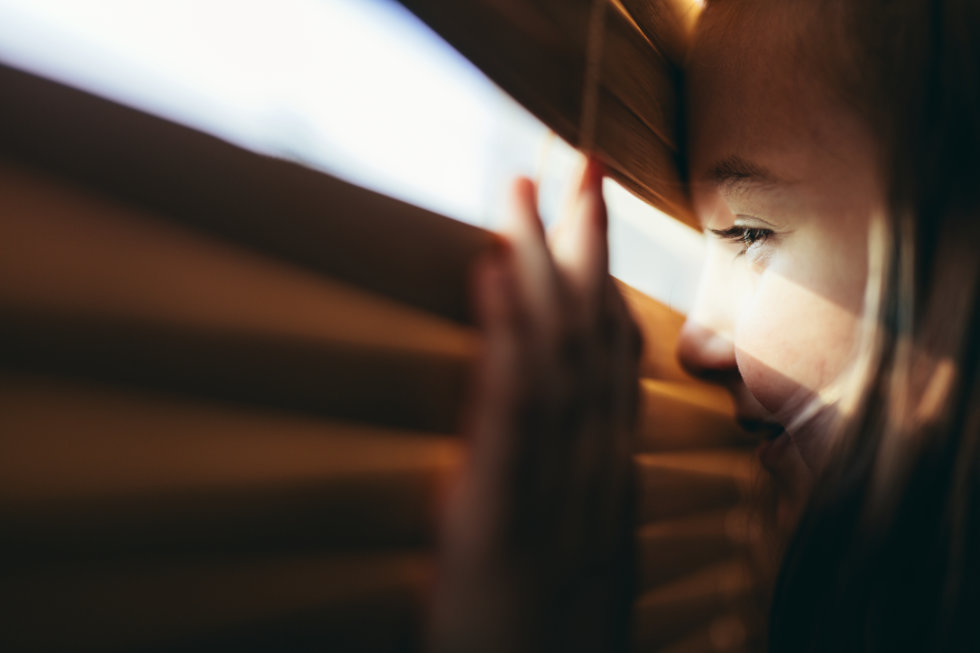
[703,154,786,190]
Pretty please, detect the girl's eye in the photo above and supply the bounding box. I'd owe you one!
[709,225,774,257]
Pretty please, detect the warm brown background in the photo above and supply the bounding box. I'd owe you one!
[0,54,761,652]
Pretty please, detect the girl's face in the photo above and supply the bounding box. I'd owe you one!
[679,2,883,506]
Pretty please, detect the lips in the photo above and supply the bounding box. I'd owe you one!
[736,416,797,472]
[736,417,785,441]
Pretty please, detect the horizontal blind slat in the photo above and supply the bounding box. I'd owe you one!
[0,160,475,430]
[636,451,757,523]
[1,553,429,653]
[0,375,458,554]
[632,560,756,651]
[617,282,693,382]
[637,509,755,591]
[0,160,475,358]
[638,379,754,452]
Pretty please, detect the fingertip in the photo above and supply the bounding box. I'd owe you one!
[548,158,610,307]
[575,155,605,198]
[569,156,607,237]
[509,176,537,219]
[582,155,605,188]
[511,175,537,201]
[506,176,545,238]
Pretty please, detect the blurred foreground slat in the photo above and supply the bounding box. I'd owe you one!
[1,553,430,653]
[0,62,762,652]
[633,560,757,651]
[0,375,458,556]
[638,379,753,452]
[0,159,475,359]
[636,451,756,523]
[0,158,474,432]
[637,509,756,591]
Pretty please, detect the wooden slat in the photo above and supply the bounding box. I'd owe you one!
[616,0,691,63]
[595,88,689,216]
[0,373,760,558]
[0,63,496,323]
[638,380,754,452]
[654,612,761,653]
[0,375,767,650]
[632,560,756,651]
[0,160,473,358]
[0,313,470,432]
[0,160,475,431]
[636,451,758,523]
[0,375,459,556]
[638,509,755,591]
[395,0,694,224]
[1,553,430,653]
[618,281,691,382]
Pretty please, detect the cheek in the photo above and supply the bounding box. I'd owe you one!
[733,268,862,415]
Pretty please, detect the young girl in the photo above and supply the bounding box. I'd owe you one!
[430,1,980,651]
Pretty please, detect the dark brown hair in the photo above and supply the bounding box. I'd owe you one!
[766,1,980,651]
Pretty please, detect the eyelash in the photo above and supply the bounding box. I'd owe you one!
[709,226,774,256]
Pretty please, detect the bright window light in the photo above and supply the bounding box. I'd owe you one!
[0,0,703,313]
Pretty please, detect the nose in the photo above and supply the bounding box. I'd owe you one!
[676,319,737,379]
[676,245,739,380]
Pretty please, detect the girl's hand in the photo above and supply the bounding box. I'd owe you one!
[429,159,642,653]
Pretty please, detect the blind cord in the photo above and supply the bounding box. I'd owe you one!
[579,0,608,154]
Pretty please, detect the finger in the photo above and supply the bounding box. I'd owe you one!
[455,251,523,551]
[563,281,639,546]
[470,249,528,470]
[600,283,642,531]
[548,151,590,247]
[551,157,609,317]
[502,177,562,343]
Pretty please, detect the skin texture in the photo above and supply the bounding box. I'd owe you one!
[679,0,884,519]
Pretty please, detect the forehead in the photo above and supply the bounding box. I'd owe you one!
[686,1,848,187]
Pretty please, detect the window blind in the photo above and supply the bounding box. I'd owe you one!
[394,0,698,228]
[0,56,761,652]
